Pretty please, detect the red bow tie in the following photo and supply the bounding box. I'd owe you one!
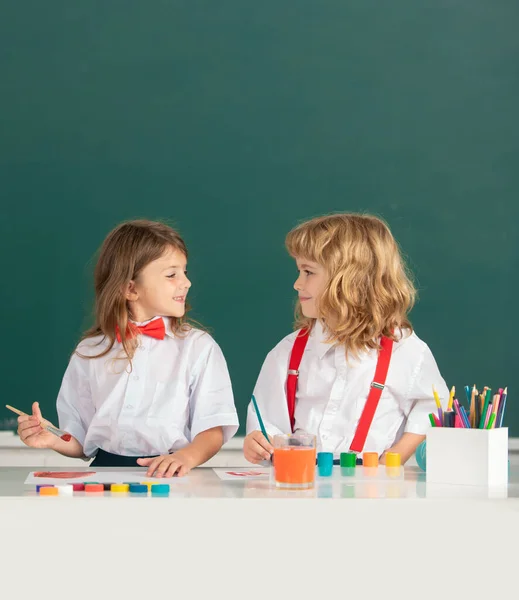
[116,318,166,342]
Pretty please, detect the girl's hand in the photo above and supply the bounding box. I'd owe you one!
[243,430,273,464]
[17,402,57,449]
[137,449,196,478]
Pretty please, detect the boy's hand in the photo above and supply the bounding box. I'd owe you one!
[243,430,273,464]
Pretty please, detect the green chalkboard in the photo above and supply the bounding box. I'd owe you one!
[1,1,518,436]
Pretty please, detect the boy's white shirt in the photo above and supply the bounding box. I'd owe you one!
[57,317,239,458]
[247,320,449,456]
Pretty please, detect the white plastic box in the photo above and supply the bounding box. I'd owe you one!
[426,427,508,486]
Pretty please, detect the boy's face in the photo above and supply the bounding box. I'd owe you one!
[293,257,327,319]
[126,247,191,322]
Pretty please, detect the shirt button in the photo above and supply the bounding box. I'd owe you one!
[133,375,139,381]
[126,404,134,409]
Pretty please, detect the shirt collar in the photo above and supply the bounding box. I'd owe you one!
[312,320,336,360]
[130,316,175,338]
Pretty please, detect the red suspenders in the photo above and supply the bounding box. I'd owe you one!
[286,328,394,454]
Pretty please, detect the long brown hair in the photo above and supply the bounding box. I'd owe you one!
[286,213,417,357]
[77,219,193,362]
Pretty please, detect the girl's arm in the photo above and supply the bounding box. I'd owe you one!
[17,401,87,459]
[175,426,224,467]
[48,434,86,459]
[56,350,95,457]
[137,426,224,477]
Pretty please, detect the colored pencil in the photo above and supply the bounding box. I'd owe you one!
[497,387,508,427]
[448,386,456,411]
[443,410,454,427]
[460,406,471,429]
[475,388,482,428]
[470,386,477,428]
[250,394,270,443]
[483,402,493,429]
[492,393,500,419]
[479,388,492,429]
[433,385,443,425]
[464,385,471,407]
[453,399,469,428]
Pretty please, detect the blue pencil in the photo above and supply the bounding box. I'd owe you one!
[251,394,270,443]
[497,387,508,427]
[464,385,471,406]
[460,406,471,429]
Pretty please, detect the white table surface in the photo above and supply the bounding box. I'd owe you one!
[1,464,519,499]
[2,466,519,599]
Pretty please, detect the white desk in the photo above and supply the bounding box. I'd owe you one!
[1,466,519,599]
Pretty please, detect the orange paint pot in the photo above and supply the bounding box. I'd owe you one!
[273,434,316,489]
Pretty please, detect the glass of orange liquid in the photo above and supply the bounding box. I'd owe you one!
[273,433,316,489]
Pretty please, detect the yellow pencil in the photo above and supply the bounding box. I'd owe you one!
[432,385,442,409]
[448,386,455,411]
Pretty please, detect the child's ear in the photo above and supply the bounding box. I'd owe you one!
[125,280,139,302]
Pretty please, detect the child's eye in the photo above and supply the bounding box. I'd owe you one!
[304,270,314,276]
[184,270,188,276]
[166,273,176,279]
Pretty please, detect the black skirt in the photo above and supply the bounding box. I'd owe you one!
[90,448,158,468]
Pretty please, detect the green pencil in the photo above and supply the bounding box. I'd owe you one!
[251,394,270,443]
[486,413,496,429]
[429,413,436,427]
[479,388,492,429]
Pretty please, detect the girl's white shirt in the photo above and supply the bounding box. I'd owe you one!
[57,317,239,457]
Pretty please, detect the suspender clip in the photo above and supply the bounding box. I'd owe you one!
[288,369,299,376]
[371,381,385,390]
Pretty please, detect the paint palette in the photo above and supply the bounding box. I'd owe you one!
[36,481,171,496]
[317,465,404,481]
[24,470,186,486]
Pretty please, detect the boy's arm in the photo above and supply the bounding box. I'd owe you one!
[380,432,424,464]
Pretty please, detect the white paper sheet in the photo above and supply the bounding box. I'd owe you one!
[212,468,271,481]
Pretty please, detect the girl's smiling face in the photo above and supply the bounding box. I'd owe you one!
[126,246,191,322]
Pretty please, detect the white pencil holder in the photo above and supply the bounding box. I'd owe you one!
[426,427,508,486]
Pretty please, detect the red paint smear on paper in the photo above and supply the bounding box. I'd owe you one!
[34,471,96,479]
[225,471,267,477]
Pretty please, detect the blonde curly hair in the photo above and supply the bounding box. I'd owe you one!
[286,213,417,356]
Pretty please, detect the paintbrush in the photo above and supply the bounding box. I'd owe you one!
[6,404,71,441]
